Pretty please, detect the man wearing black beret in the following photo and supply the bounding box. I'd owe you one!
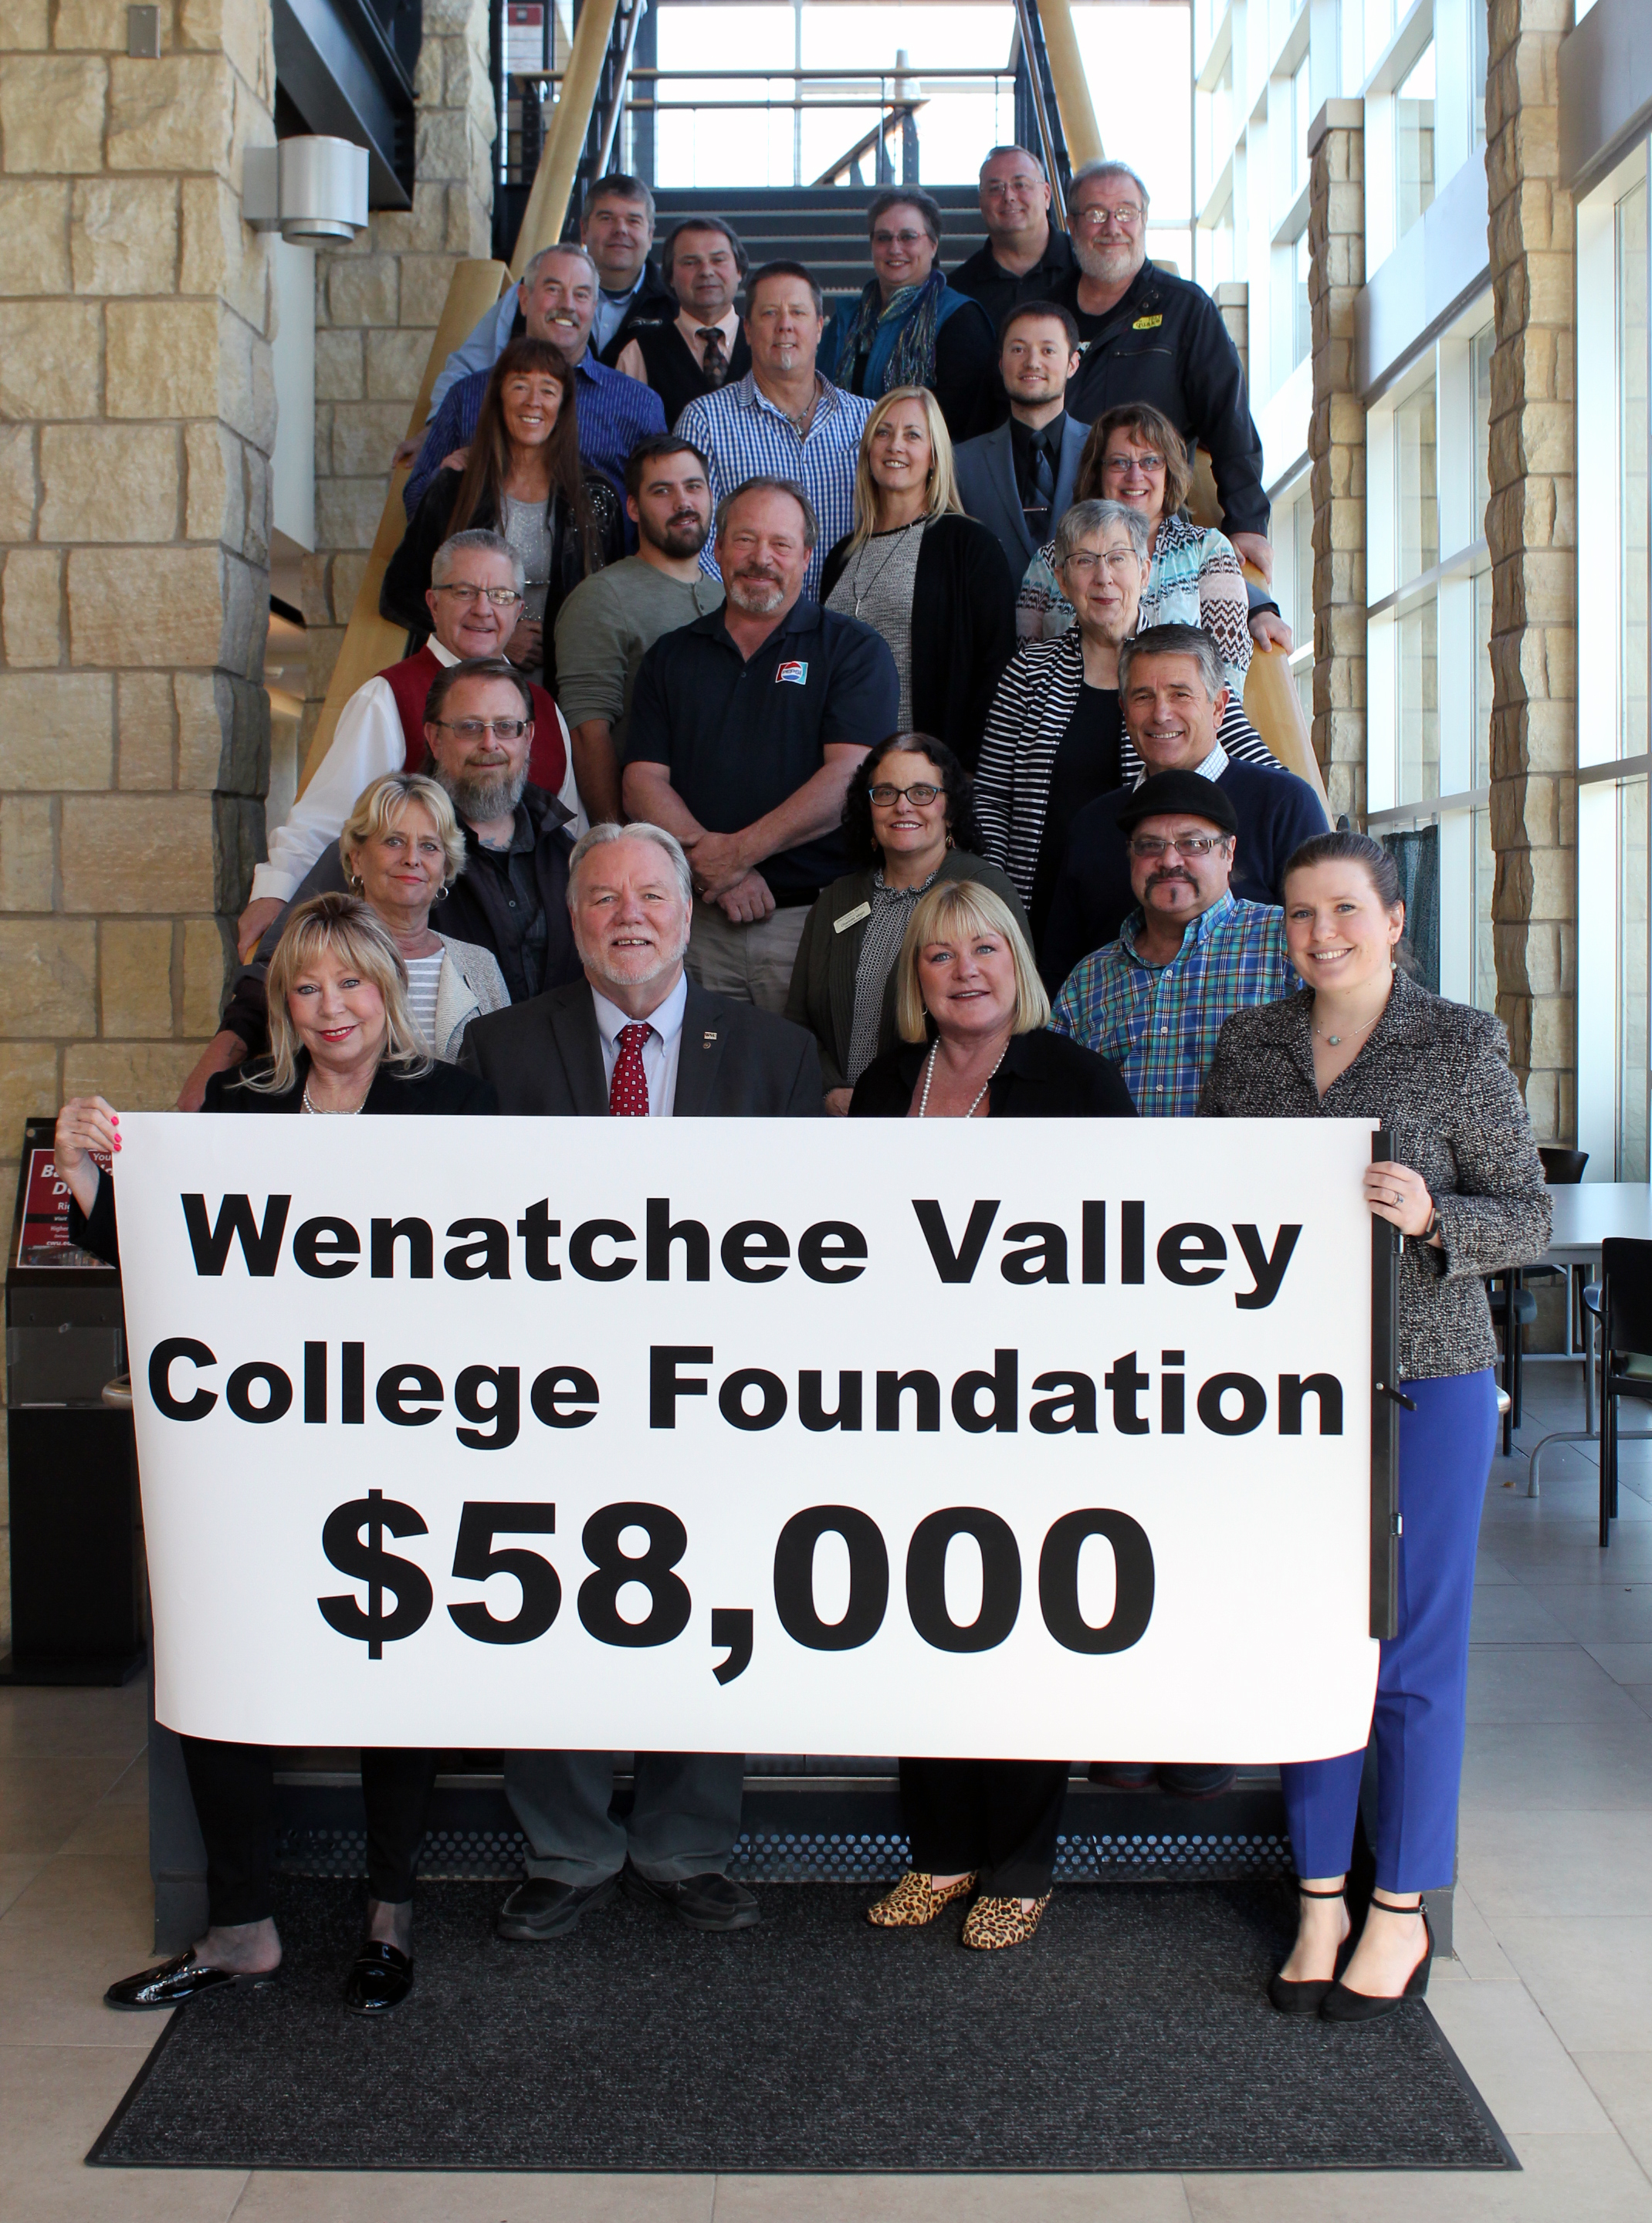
[1046,754,1298,1122]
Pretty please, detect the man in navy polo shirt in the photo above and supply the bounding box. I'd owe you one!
[621,475,899,1011]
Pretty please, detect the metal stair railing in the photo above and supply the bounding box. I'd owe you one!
[813,100,927,191]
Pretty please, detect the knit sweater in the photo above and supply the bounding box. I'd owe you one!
[1199,969,1552,1380]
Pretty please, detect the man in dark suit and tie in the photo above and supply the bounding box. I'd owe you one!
[953,303,1089,580]
[461,821,821,1939]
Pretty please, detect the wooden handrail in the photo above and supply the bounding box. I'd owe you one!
[1026,0,1102,171]
[295,0,621,807]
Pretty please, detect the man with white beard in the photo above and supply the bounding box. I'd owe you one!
[620,479,899,1012]
[1056,159,1273,585]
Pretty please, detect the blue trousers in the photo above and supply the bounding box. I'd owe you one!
[1281,1368,1496,1896]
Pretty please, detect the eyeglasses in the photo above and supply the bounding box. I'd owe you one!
[1073,201,1145,229]
[868,782,944,807]
[432,584,523,607]
[1103,451,1165,476]
[980,178,1040,198]
[430,718,530,740]
[872,228,930,249]
[1060,550,1139,578]
[1127,833,1228,858]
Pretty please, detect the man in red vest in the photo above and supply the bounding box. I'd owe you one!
[235,529,582,961]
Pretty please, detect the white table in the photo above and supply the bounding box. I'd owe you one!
[1523,1183,1652,1494]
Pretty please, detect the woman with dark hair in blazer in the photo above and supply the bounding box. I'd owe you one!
[56,894,496,2021]
[786,732,1028,1112]
[382,337,624,692]
[820,385,1014,770]
[1201,831,1550,2020]
[852,877,1133,1950]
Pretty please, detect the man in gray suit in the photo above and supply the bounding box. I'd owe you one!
[953,301,1088,579]
[461,821,821,1941]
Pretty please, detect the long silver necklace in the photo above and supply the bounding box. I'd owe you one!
[848,516,924,618]
[918,1038,1008,1118]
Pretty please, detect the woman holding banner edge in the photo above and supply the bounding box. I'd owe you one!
[851,875,1134,1947]
[1200,831,1549,2019]
[54,892,496,2019]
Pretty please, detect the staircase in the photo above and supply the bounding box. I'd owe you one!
[496,183,990,306]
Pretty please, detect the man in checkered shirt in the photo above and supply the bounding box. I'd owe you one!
[1049,766,1296,1118]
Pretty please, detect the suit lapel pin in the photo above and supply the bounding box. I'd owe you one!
[703,1031,717,1044]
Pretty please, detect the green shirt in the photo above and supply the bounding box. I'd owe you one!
[551,555,724,748]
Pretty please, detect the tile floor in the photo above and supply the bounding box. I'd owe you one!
[3,1365,1652,2220]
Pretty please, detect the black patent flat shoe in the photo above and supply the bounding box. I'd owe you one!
[342,1939,413,2015]
[105,1950,278,2011]
[1321,1903,1432,2023]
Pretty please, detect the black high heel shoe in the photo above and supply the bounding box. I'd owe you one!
[1320,1900,1432,2023]
[1268,1884,1351,2015]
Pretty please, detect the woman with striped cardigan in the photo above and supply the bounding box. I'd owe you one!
[975,499,1279,949]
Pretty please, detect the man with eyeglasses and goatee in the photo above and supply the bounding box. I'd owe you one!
[1044,624,1319,1110]
[1055,160,1272,586]
[181,654,584,1105]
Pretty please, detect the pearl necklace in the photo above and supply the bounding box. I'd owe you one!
[917,1039,1008,1118]
[303,1081,369,1114]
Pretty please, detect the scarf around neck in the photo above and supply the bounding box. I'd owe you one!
[843,270,950,397]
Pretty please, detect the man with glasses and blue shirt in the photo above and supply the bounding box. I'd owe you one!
[1055,160,1272,584]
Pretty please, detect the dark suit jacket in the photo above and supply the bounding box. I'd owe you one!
[849,1026,1136,1119]
[953,414,1088,577]
[459,976,824,1116]
[69,1056,496,1266]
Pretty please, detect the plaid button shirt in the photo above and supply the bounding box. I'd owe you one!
[675,372,872,598]
[1051,892,1296,1116]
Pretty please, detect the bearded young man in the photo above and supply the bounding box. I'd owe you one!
[620,478,899,1013]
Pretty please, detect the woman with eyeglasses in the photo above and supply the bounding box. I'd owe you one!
[382,337,624,692]
[1014,405,1268,705]
[785,732,1029,1113]
[819,387,1014,770]
[973,499,1159,950]
[825,188,997,445]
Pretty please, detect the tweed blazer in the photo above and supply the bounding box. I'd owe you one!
[1199,968,1552,1381]
[973,628,1280,915]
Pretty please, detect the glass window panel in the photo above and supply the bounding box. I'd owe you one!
[1470,1,1489,153]
[1620,178,1648,761]
[1395,44,1436,242]
[1291,230,1312,370]
[1471,807,1497,1013]
[1292,487,1313,645]
[1398,597,1440,805]
[1395,381,1439,584]
[1620,775,1649,1180]
[1382,827,1440,993]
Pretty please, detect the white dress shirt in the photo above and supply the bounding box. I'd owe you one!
[251,641,582,903]
[1128,740,1229,790]
[591,971,688,1115]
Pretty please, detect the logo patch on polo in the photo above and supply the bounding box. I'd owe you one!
[1132,314,1163,330]
[775,660,808,685]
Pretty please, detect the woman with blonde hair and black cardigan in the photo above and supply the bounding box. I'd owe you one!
[820,384,1015,769]
[851,877,1132,1947]
[56,893,495,2020]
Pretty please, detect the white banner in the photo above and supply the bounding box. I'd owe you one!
[113,1114,1379,1761]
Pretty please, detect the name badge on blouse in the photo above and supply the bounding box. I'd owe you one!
[834,902,872,934]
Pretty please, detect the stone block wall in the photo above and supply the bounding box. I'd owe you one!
[0,0,277,1625]
[1307,100,1367,824]
[300,0,494,746]
[1485,0,1576,1142]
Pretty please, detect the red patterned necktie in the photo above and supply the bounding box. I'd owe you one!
[609,1021,652,1115]
[697,327,728,386]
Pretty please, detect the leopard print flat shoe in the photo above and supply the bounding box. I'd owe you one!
[865,1871,977,1927]
[960,1892,1052,1950]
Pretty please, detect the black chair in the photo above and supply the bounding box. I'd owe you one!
[1535,1146,1590,1416]
[1487,1268,1536,1456]
[1590,1238,1652,1548]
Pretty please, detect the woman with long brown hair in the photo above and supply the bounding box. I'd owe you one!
[382,336,624,690]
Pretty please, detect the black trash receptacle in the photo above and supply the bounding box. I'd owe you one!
[2,1117,145,1684]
